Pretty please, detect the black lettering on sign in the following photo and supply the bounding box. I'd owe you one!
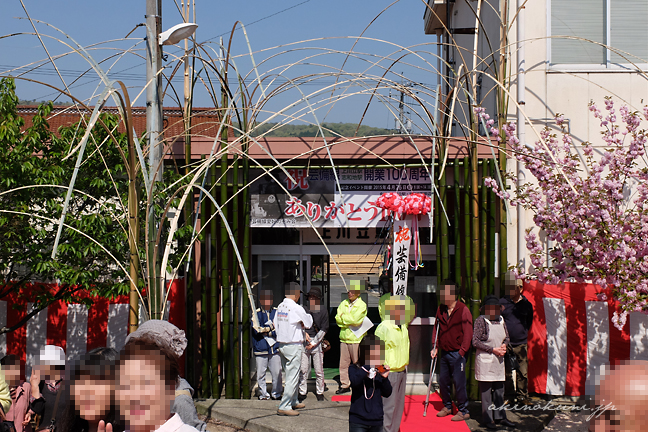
[356,228,370,239]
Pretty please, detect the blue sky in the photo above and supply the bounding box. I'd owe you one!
[1,0,440,129]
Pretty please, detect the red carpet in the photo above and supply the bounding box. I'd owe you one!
[331,393,471,432]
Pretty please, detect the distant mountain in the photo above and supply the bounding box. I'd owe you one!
[19,99,72,106]
[249,122,395,137]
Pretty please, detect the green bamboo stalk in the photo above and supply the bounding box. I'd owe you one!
[498,152,508,294]
[435,192,442,284]
[241,114,251,400]
[469,128,480,401]
[479,163,488,299]
[487,160,496,296]
[232,151,241,399]
[440,154,449,282]
[463,157,471,295]
[453,161,461,284]
[200,155,210,398]
[183,95,195,392]
[210,162,220,398]
[220,95,233,399]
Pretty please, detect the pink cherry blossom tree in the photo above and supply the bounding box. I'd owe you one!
[478,98,648,330]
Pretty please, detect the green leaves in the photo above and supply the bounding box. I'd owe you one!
[0,77,132,322]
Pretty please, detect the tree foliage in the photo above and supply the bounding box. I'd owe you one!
[250,122,394,137]
[0,77,135,332]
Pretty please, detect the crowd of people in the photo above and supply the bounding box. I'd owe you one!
[1,276,644,432]
[0,320,205,432]
[261,277,535,431]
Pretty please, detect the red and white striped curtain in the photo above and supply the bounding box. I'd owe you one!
[0,280,186,378]
[526,281,648,397]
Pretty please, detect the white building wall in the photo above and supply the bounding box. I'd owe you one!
[508,0,648,271]
[431,0,648,272]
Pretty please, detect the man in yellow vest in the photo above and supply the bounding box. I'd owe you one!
[335,280,367,394]
[375,294,414,432]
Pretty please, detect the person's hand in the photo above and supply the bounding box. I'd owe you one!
[30,369,41,399]
[30,368,40,387]
[305,334,311,343]
[23,411,31,426]
[430,348,437,358]
[305,343,315,350]
[492,346,506,357]
[98,420,113,432]
[380,365,390,379]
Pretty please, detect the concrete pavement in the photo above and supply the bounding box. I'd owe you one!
[196,398,350,432]
[195,375,591,432]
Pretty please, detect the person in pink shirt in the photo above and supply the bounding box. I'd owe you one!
[2,355,32,432]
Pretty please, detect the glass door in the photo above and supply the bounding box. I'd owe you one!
[258,256,308,305]
[310,255,330,309]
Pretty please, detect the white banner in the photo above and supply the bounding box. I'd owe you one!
[392,219,411,295]
[250,167,432,228]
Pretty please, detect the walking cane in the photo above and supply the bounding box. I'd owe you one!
[423,320,440,417]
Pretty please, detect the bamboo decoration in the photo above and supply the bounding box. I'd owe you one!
[199,156,210,397]
[479,162,488,299]
[470,132,481,400]
[241,132,251,400]
[453,161,462,285]
[487,160,497,296]
[439,154,450,283]
[435,189,442,284]
[232,152,241,399]
[210,162,220,398]
[463,157,472,295]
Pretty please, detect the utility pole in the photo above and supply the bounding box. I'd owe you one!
[146,0,163,320]
[395,78,416,134]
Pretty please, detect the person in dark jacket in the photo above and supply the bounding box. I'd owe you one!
[348,335,392,432]
[430,280,473,422]
[252,290,282,400]
[299,287,329,402]
[28,345,68,432]
[500,276,533,404]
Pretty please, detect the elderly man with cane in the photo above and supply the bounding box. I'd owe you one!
[430,280,473,422]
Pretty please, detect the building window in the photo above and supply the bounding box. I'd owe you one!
[551,0,648,66]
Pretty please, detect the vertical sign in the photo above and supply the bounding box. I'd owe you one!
[392,219,411,295]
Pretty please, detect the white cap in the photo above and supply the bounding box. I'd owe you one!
[39,345,65,366]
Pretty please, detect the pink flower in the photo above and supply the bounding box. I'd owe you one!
[491,98,648,327]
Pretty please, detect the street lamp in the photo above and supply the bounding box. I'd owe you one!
[159,23,198,46]
[143,0,197,323]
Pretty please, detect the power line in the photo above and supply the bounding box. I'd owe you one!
[46,0,315,90]
[202,0,314,43]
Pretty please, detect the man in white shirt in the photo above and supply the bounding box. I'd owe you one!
[273,282,313,416]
